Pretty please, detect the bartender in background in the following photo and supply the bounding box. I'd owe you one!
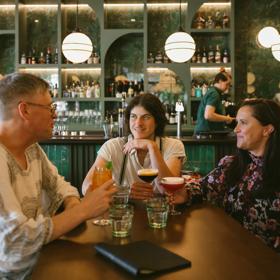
[194,69,235,135]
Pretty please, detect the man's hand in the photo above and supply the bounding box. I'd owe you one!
[81,179,117,219]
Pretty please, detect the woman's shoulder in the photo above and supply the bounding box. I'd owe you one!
[218,155,235,167]
[104,137,127,145]
[102,137,127,150]
[161,137,185,150]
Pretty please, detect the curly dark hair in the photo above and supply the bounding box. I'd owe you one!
[225,98,280,196]
[124,93,168,137]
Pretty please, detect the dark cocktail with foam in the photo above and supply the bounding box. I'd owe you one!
[137,168,159,183]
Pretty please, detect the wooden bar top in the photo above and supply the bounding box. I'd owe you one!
[31,203,280,280]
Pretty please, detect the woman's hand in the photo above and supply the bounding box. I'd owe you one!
[123,139,156,154]
[169,187,190,205]
[130,182,154,200]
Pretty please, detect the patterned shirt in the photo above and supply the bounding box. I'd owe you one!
[0,143,79,279]
[188,154,280,253]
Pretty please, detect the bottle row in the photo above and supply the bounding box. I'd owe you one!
[191,45,230,64]
[193,11,230,29]
[20,47,58,65]
[60,81,101,99]
[107,79,144,98]
[20,47,100,65]
[147,51,171,64]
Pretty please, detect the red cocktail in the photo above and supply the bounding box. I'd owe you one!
[161,177,185,215]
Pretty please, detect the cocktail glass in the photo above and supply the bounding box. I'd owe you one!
[160,177,185,215]
[137,168,159,183]
[92,166,112,226]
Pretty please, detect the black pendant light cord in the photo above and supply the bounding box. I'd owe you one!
[75,0,80,32]
[179,0,184,32]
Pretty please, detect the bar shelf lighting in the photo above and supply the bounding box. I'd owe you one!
[147,67,168,72]
[191,67,231,72]
[104,3,188,8]
[62,68,101,72]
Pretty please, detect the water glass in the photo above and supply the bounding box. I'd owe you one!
[110,205,134,237]
[112,185,130,208]
[146,197,169,229]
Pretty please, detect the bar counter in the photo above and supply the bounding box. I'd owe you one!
[40,135,236,191]
[31,203,280,280]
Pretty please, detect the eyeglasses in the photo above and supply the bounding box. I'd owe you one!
[25,102,57,115]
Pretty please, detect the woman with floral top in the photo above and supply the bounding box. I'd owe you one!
[180,98,280,253]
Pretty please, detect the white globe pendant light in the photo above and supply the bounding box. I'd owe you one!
[271,37,280,61]
[164,0,195,63]
[257,26,279,48]
[165,31,195,63]
[62,0,93,64]
[62,32,93,64]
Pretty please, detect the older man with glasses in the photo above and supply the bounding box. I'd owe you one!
[0,72,117,279]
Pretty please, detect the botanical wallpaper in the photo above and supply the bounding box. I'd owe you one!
[235,0,280,101]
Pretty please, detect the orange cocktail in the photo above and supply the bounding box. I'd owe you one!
[91,166,112,190]
[91,166,113,226]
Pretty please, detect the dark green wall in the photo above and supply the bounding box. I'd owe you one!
[235,0,280,102]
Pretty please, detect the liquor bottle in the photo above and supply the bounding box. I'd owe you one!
[86,81,92,98]
[196,48,202,63]
[63,85,70,98]
[205,15,215,29]
[93,52,100,64]
[54,48,58,64]
[53,83,58,98]
[215,45,221,63]
[223,48,230,63]
[118,108,124,137]
[191,50,197,63]
[90,81,95,98]
[214,10,222,29]
[133,80,138,96]
[139,79,144,94]
[31,49,37,64]
[202,48,208,63]
[163,53,169,63]
[27,51,32,64]
[46,46,52,64]
[222,12,230,28]
[147,52,154,63]
[208,45,215,63]
[127,81,134,98]
[155,51,163,63]
[94,82,100,98]
[195,12,205,29]
[195,85,202,98]
[20,53,26,64]
[116,81,123,98]
[38,52,46,64]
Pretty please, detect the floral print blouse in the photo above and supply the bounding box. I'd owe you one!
[188,154,280,253]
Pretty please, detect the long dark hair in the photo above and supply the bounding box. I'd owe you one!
[124,93,168,136]
[225,98,280,196]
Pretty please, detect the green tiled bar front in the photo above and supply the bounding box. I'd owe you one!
[184,145,215,175]
[41,145,71,182]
